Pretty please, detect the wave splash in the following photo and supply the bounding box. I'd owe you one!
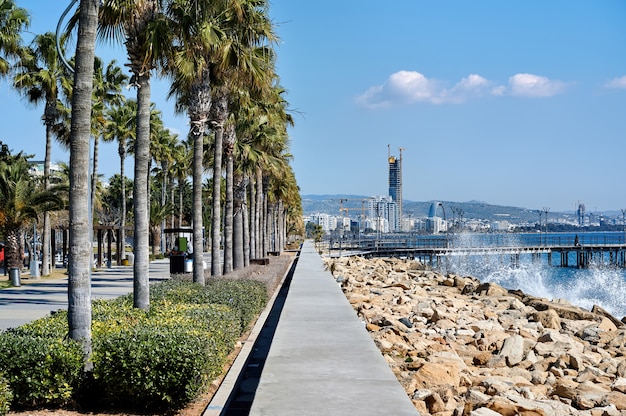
[438,232,626,319]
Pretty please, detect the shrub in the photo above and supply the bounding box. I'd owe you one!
[91,302,239,411]
[205,279,268,331]
[0,373,12,415]
[152,278,268,332]
[0,326,83,409]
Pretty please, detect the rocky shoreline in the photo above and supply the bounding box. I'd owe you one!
[325,256,626,416]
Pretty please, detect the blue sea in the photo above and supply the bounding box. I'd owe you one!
[433,231,626,320]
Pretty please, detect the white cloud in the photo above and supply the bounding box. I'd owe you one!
[356,71,568,108]
[355,71,492,107]
[604,75,626,89]
[507,73,566,97]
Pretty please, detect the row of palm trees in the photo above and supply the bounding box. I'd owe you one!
[0,0,303,366]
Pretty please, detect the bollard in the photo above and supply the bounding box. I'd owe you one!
[9,268,20,287]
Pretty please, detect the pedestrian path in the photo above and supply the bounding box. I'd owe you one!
[0,260,171,331]
[244,240,417,415]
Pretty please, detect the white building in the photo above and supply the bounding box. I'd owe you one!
[367,195,398,232]
[308,213,337,232]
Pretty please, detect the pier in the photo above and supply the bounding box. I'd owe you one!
[327,233,626,269]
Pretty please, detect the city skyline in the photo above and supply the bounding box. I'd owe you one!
[1,1,625,212]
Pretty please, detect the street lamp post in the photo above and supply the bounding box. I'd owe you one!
[621,209,626,244]
[543,207,550,245]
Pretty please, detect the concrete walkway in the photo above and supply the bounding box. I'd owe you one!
[247,241,418,415]
[0,260,171,331]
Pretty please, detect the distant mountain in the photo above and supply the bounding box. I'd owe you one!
[301,194,570,223]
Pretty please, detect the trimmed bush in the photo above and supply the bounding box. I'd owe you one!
[205,279,268,331]
[152,278,268,331]
[91,301,239,410]
[0,277,269,412]
[0,327,83,409]
[0,373,12,415]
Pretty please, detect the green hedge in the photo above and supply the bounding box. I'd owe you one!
[91,301,239,410]
[0,326,84,409]
[0,373,12,416]
[0,278,270,412]
[151,278,268,331]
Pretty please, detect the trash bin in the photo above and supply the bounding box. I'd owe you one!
[184,258,193,273]
[170,255,185,274]
[126,252,134,266]
[9,268,20,287]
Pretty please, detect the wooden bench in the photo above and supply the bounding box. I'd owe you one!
[251,258,270,265]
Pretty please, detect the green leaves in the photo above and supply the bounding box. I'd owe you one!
[0,277,269,412]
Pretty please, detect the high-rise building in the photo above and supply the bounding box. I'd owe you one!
[388,146,403,228]
[368,195,397,232]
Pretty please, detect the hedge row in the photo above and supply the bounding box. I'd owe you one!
[0,278,268,414]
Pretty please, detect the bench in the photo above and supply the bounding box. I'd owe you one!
[251,258,270,265]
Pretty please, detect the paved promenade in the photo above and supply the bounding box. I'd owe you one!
[0,260,171,331]
[246,241,417,415]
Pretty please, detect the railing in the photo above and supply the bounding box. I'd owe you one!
[329,232,626,253]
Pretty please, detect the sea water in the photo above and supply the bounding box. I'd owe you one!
[434,232,626,320]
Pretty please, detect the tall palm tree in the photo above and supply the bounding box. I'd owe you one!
[0,154,64,275]
[150,123,178,253]
[170,139,192,229]
[67,0,100,368]
[103,98,136,262]
[98,0,170,309]
[166,0,228,283]
[13,32,69,276]
[0,0,28,76]
[209,0,276,276]
[90,58,127,212]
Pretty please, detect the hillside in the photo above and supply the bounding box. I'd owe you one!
[301,194,572,223]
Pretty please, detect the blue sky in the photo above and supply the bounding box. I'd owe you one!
[2,1,625,212]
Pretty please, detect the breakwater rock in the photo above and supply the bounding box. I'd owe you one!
[324,256,626,416]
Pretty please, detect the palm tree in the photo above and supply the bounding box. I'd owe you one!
[170,139,192,229]
[210,0,276,276]
[103,99,136,263]
[149,198,172,256]
[67,0,100,366]
[165,0,228,283]
[0,0,28,76]
[0,153,64,276]
[13,32,73,276]
[150,121,178,254]
[98,0,170,309]
[90,58,127,212]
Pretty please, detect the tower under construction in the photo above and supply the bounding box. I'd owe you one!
[388,145,404,229]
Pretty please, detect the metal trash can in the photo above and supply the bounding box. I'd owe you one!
[184,258,193,273]
[9,268,20,287]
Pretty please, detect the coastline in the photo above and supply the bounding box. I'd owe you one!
[325,255,626,415]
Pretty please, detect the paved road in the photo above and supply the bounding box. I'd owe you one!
[0,259,172,331]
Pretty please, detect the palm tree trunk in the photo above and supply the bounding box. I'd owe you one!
[41,121,53,277]
[255,167,263,258]
[68,0,99,368]
[178,178,184,228]
[249,174,256,260]
[133,73,151,310]
[5,225,22,270]
[233,174,245,270]
[91,136,99,215]
[262,175,269,256]
[192,130,204,283]
[223,125,235,274]
[119,142,126,263]
[210,94,228,276]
